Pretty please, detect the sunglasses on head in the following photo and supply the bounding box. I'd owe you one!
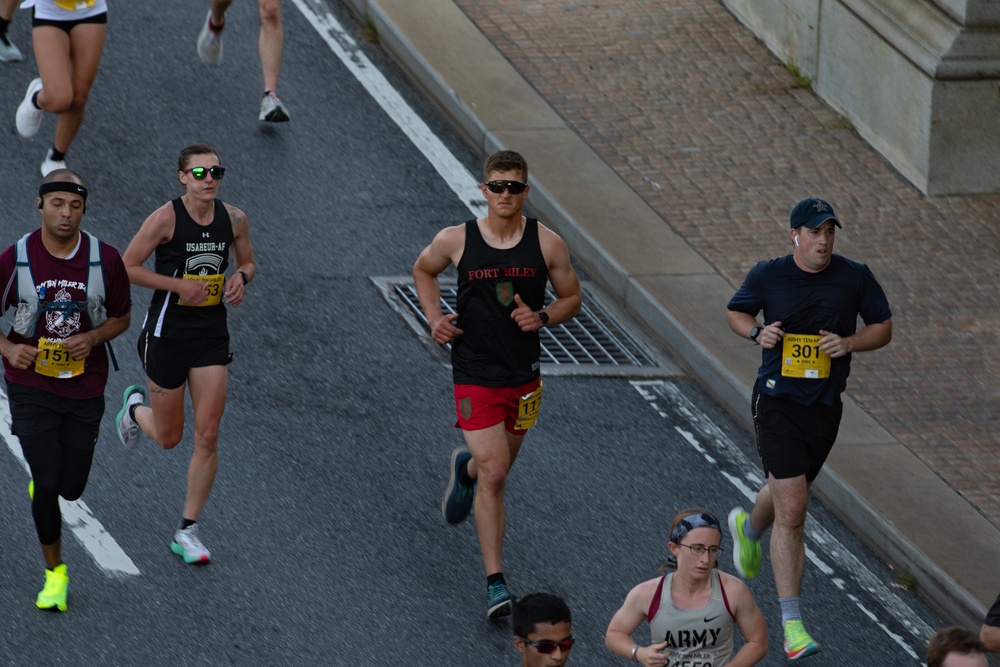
[184,166,226,180]
[518,636,574,654]
[484,179,527,195]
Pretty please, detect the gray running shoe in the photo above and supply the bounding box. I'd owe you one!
[0,37,23,62]
[259,91,290,122]
[116,385,147,451]
[171,524,211,564]
[15,78,43,138]
[40,148,66,177]
[196,10,223,65]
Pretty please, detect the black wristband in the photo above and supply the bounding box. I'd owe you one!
[239,270,249,286]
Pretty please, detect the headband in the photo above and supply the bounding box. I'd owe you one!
[39,181,88,200]
[669,512,722,544]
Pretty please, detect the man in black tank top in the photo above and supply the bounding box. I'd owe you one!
[414,150,582,620]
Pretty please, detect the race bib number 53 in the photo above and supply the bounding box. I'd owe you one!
[781,334,830,379]
[35,338,84,379]
[178,273,224,307]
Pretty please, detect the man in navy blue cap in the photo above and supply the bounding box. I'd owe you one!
[723,197,893,660]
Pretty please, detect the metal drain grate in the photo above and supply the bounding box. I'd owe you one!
[379,278,669,376]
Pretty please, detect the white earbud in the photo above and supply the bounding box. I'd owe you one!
[794,235,800,247]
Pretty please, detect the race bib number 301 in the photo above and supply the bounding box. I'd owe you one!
[514,381,544,430]
[35,338,84,379]
[178,273,224,307]
[781,334,831,379]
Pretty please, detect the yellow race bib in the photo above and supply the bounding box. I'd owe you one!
[178,274,224,307]
[781,334,831,379]
[35,338,84,379]
[514,381,544,430]
[54,0,96,10]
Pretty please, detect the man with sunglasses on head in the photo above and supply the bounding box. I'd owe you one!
[414,150,582,619]
[514,593,574,667]
[0,169,131,611]
[118,143,256,565]
[725,198,892,660]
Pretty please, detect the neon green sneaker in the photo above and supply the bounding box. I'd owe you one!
[784,620,820,660]
[28,479,34,499]
[727,507,761,579]
[36,564,69,612]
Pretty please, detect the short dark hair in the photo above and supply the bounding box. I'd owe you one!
[513,593,571,638]
[42,168,85,187]
[178,143,220,172]
[483,150,528,182]
[927,626,985,667]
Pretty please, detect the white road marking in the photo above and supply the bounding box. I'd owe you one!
[632,379,933,657]
[290,0,487,217]
[1,390,140,576]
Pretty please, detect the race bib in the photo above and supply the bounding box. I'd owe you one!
[54,0,96,10]
[178,273,224,307]
[781,334,831,379]
[35,338,84,379]
[514,381,544,430]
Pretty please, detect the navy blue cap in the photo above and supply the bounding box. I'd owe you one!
[790,198,841,229]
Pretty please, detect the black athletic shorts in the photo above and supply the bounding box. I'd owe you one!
[6,381,103,441]
[751,384,843,482]
[33,10,108,32]
[138,333,232,390]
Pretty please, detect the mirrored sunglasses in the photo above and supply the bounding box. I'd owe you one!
[184,166,226,180]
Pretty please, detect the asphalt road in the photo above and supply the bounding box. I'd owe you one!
[0,1,950,665]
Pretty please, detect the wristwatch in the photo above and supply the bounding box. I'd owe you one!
[537,311,550,327]
[749,325,762,344]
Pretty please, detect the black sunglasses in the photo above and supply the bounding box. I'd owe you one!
[484,179,527,195]
[517,636,574,654]
[184,166,226,180]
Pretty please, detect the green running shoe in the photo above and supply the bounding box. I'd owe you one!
[784,620,820,660]
[36,564,68,612]
[728,507,761,579]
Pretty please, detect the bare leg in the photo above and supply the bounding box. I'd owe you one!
[40,539,61,570]
[43,23,106,154]
[183,365,228,521]
[210,0,233,29]
[766,473,810,598]
[258,0,283,92]
[463,423,525,575]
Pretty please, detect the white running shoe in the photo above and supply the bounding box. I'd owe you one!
[196,10,223,65]
[258,91,290,122]
[171,524,211,564]
[116,385,147,451]
[40,148,67,177]
[0,38,23,62]
[16,78,43,138]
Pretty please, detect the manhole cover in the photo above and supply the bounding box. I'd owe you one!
[374,277,676,377]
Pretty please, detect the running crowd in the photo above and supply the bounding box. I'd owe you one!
[2,4,997,666]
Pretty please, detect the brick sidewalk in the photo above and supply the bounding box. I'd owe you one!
[453,0,1000,525]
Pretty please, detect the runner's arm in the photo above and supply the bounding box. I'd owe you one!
[63,313,130,361]
[723,575,768,667]
[413,226,464,344]
[224,203,255,306]
[539,225,581,327]
[605,581,668,665]
[123,204,207,304]
[819,318,892,358]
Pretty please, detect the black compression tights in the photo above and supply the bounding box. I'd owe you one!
[20,428,97,545]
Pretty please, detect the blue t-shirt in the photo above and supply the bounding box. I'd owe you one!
[727,254,891,406]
